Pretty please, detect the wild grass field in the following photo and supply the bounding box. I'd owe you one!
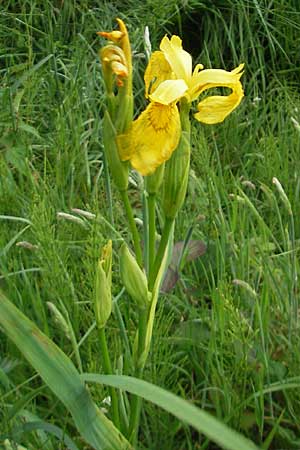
[1,0,300,449]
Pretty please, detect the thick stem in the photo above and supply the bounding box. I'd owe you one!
[98,327,120,429]
[149,217,174,291]
[120,190,143,268]
[128,308,148,445]
[147,193,156,276]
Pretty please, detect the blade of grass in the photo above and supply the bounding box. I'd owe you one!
[0,291,132,450]
[82,374,258,450]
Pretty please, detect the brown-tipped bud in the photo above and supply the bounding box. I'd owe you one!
[100,45,128,93]
[119,243,149,309]
[94,241,113,329]
[97,30,125,43]
[98,19,132,92]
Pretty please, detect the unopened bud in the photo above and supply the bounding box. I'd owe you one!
[146,163,165,194]
[97,30,125,43]
[119,243,149,309]
[162,99,190,219]
[94,241,112,328]
[100,45,128,93]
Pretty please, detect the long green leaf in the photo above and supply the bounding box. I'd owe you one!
[82,374,258,450]
[0,291,131,450]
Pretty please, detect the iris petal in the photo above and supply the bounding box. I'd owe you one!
[144,51,173,97]
[149,79,188,105]
[190,67,244,101]
[117,102,181,175]
[160,35,192,82]
[194,82,244,124]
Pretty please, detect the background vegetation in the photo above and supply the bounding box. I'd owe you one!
[1,0,300,448]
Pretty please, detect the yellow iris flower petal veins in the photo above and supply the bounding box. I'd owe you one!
[149,79,188,105]
[160,35,192,82]
[144,51,173,97]
[117,102,181,176]
[194,82,244,124]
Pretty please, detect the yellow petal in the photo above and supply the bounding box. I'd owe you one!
[194,82,244,124]
[117,102,181,175]
[231,63,245,75]
[149,79,188,105]
[160,35,192,82]
[190,65,244,101]
[144,51,173,97]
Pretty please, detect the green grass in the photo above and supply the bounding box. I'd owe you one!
[1,0,300,448]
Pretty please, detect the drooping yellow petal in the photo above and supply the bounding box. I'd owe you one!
[144,51,173,97]
[194,82,244,124]
[189,66,244,101]
[160,35,192,82]
[117,102,181,175]
[149,79,188,105]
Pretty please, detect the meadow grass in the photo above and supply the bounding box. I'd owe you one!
[1,0,300,448]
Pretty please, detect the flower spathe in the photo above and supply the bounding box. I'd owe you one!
[117,34,244,176]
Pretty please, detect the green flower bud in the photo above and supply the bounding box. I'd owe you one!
[145,163,165,195]
[162,99,191,219]
[94,241,112,328]
[119,243,149,309]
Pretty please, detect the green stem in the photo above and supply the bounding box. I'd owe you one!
[98,327,120,429]
[147,193,156,276]
[142,191,149,274]
[128,308,148,446]
[149,217,174,291]
[103,151,114,226]
[120,189,143,268]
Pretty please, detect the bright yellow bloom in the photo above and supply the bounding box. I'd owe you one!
[117,34,244,176]
[158,35,244,122]
[117,79,188,175]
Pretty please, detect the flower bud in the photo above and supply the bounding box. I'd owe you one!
[94,241,112,328]
[145,163,165,195]
[162,99,191,219]
[119,243,149,309]
[100,45,128,93]
[98,18,132,91]
[97,30,125,43]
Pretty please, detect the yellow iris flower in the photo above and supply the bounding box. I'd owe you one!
[118,34,244,176]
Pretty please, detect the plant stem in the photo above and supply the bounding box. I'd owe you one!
[102,152,114,226]
[149,217,174,290]
[120,189,143,268]
[142,191,149,274]
[98,327,120,429]
[147,193,156,275]
[128,307,148,446]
